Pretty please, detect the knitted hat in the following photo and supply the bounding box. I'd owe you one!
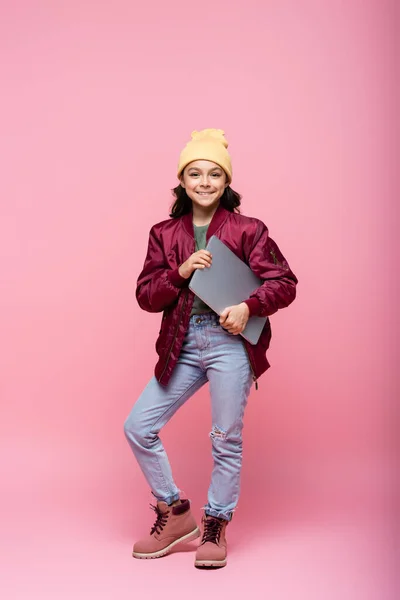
[177,129,232,183]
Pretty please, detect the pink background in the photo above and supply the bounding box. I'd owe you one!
[1,1,398,598]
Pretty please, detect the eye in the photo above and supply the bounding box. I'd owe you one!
[211,172,221,178]
[190,172,200,177]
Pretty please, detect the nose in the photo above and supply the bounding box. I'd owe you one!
[200,175,211,187]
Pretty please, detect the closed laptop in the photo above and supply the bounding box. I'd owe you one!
[189,235,267,345]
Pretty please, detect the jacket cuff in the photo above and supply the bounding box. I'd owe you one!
[244,297,262,317]
[168,268,189,288]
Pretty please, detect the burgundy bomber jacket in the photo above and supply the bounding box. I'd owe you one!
[136,204,298,386]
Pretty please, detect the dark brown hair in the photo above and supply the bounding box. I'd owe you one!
[170,184,242,218]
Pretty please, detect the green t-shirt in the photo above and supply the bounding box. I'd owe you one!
[190,224,213,316]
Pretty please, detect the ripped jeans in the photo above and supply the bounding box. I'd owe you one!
[124,312,253,521]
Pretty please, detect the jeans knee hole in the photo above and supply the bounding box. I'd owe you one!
[210,425,227,441]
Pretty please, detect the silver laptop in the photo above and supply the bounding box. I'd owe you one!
[189,235,267,344]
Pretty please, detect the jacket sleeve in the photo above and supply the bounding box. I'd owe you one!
[136,226,189,313]
[243,221,298,318]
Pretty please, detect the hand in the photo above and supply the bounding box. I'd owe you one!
[219,303,250,335]
[178,250,212,279]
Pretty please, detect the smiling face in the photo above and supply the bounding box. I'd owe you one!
[180,160,228,215]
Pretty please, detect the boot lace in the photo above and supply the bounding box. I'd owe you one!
[149,504,169,535]
[201,516,224,545]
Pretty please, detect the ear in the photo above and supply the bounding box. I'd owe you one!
[180,175,185,188]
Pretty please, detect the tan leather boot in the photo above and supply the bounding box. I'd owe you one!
[132,499,200,559]
[194,515,228,568]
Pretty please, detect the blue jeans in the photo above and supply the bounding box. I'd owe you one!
[124,312,253,521]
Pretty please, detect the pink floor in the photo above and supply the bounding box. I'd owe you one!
[2,440,394,600]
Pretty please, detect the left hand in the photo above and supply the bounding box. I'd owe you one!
[219,303,250,335]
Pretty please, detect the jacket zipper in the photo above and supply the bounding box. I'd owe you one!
[160,238,195,383]
[159,291,189,382]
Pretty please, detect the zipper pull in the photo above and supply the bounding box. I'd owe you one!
[254,378,258,391]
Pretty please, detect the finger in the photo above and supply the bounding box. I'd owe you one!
[229,326,241,334]
[220,307,231,322]
[197,256,212,265]
[226,328,239,335]
[193,258,211,269]
[199,254,212,265]
[225,316,236,326]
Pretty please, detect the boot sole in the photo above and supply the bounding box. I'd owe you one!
[194,558,227,569]
[132,527,200,559]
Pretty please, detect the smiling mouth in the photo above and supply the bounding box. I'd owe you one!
[196,191,214,195]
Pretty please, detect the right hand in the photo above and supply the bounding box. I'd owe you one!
[178,250,212,279]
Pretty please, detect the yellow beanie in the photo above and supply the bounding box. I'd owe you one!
[177,129,232,183]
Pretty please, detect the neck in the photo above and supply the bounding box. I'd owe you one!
[192,202,220,226]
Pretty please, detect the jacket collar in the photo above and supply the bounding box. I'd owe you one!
[181,203,229,240]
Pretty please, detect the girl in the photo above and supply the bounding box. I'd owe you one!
[124,129,297,569]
